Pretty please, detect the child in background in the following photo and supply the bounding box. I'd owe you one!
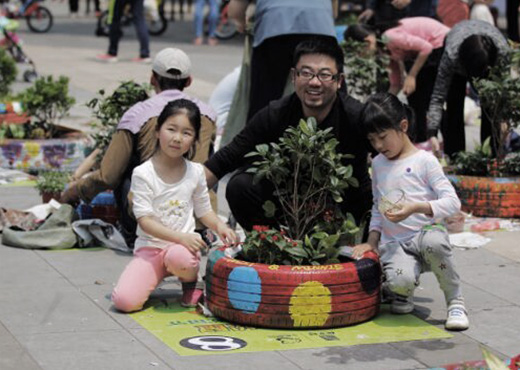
[112,99,236,313]
[352,92,469,331]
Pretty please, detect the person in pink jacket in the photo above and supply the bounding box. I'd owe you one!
[344,17,450,142]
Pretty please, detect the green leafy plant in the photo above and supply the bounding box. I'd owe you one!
[35,171,70,194]
[240,118,360,266]
[451,137,492,176]
[472,46,520,162]
[502,152,520,176]
[87,81,149,159]
[342,38,389,102]
[0,48,17,97]
[18,75,75,139]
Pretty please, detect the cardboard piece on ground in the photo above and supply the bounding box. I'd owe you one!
[130,301,452,356]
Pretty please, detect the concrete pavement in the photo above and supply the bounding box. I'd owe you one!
[2,4,520,369]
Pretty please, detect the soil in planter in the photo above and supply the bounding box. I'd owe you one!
[41,192,61,203]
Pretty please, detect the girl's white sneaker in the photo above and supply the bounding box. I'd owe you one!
[445,303,469,331]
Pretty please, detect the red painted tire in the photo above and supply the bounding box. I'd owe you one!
[205,247,382,329]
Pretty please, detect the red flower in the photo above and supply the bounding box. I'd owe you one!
[272,235,279,241]
[259,233,267,240]
[292,241,298,247]
[253,225,270,232]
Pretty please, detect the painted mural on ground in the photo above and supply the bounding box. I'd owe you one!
[130,301,451,356]
[0,137,92,172]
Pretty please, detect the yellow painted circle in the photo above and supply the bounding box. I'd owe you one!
[289,281,331,327]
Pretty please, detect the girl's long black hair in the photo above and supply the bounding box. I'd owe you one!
[359,92,416,141]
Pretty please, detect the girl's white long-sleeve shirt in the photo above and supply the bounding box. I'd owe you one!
[130,159,212,251]
[369,150,461,246]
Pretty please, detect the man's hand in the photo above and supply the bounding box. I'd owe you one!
[429,136,441,157]
[60,181,79,205]
[179,233,208,254]
[358,8,374,22]
[403,75,416,96]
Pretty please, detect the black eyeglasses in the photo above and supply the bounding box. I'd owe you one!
[294,68,339,82]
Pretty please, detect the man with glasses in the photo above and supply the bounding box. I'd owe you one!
[204,38,372,231]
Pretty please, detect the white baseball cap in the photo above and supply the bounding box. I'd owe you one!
[152,48,191,79]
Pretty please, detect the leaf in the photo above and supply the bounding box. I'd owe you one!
[286,246,309,258]
[299,119,311,136]
[480,347,509,370]
[311,232,328,240]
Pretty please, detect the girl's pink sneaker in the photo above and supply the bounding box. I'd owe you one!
[181,284,204,307]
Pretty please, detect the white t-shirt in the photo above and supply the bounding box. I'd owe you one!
[130,159,212,251]
[369,150,461,246]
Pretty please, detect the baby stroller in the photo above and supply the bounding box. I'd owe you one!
[0,16,38,82]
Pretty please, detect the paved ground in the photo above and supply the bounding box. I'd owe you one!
[1,4,519,369]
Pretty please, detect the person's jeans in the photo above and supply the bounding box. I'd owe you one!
[194,0,218,38]
[108,0,150,57]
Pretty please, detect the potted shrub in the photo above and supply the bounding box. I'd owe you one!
[448,46,520,217]
[35,170,70,203]
[86,81,149,164]
[0,75,93,172]
[18,75,76,139]
[206,118,381,329]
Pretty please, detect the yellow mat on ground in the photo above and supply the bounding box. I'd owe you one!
[130,301,451,356]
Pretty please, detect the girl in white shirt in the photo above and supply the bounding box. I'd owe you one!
[112,99,236,312]
[353,92,469,331]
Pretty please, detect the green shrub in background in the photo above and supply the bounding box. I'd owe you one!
[0,48,17,98]
[87,81,150,159]
[18,75,75,138]
[35,171,70,194]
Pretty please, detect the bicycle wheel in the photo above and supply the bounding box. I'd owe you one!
[146,12,167,36]
[26,6,53,33]
[215,17,237,40]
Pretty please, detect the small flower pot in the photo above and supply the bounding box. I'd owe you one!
[41,191,61,204]
[205,247,382,329]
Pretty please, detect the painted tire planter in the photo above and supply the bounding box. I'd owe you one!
[0,135,92,172]
[448,174,520,218]
[205,247,382,329]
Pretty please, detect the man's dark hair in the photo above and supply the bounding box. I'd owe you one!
[459,35,498,79]
[293,37,344,74]
[152,69,190,91]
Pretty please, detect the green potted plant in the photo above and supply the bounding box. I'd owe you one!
[35,171,70,203]
[342,38,389,102]
[18,75,75,139]
[448,45,520,217]
[87,81,149,161]
[0,75,92,173]
[205,118,381,329]
[0,48,17,98]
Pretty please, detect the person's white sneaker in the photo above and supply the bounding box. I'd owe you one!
[445,303,469,331]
